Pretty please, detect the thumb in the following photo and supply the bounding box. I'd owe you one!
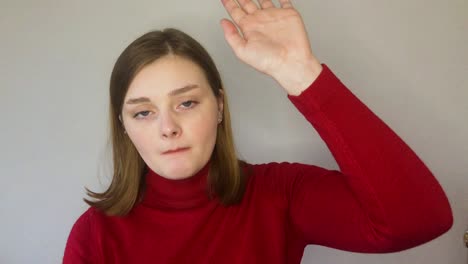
[220,19,246,56]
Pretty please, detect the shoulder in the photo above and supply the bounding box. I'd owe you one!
[242,161,331,196]
[67,207,100,241]
[73,205,105,225]
[63,207,103,262]
[247,161,327,176]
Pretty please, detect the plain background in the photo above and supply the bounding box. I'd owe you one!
[1,0,467,263]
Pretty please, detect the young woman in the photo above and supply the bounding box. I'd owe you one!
[63,0,453,263]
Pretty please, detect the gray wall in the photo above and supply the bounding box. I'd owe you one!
[1,0,466,263]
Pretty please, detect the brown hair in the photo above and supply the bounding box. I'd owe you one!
[84,28,251,216]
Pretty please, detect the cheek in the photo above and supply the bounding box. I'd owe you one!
[127,128,153,156]
[185,113,218,145]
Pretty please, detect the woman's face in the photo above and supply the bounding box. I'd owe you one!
[121,55,223,180]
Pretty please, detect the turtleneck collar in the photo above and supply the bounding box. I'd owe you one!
[141,160,212,210]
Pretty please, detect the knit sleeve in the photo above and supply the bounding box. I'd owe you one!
[281,64,453,253]
[63,207,98,263]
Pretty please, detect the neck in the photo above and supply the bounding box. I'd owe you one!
[141,161,212,210]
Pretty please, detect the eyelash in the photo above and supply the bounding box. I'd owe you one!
[133,100,199,119]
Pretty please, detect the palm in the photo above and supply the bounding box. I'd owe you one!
[221,0,316,76]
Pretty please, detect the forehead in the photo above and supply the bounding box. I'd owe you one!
[126,55,210,99]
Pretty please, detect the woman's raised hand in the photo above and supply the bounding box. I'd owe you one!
[220,0,323,95]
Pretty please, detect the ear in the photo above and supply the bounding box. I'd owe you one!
[217,89,224,113]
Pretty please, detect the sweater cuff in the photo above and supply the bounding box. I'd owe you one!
[287,63,345,113]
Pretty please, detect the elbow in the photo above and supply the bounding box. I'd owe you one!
[422,190,454,240]
[395,179,455,251]
[379,202,454,253]
[431,200,454,237]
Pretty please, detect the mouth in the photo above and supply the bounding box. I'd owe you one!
[162,147,190,155]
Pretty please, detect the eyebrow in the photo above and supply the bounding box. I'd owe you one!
[125,84,199,105]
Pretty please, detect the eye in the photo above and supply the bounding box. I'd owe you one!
[180,100,198,109]
[133,111,151,119]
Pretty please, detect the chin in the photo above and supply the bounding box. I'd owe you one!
[162,163,197,180]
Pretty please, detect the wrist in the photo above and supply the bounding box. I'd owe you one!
[272,57,323,96]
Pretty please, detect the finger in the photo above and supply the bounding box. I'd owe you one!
[220,19,246,55]
[258,0,275,9]
[279,0,294,8]
[237,0,260,14]
[221,0,247,25]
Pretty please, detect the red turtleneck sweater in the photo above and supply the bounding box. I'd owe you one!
[63,64,453,263]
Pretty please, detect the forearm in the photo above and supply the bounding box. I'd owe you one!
[287,64,453,251]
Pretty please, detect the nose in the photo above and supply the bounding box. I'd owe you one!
[159,111,181,139]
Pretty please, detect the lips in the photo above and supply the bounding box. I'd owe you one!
[163,147,190,155]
